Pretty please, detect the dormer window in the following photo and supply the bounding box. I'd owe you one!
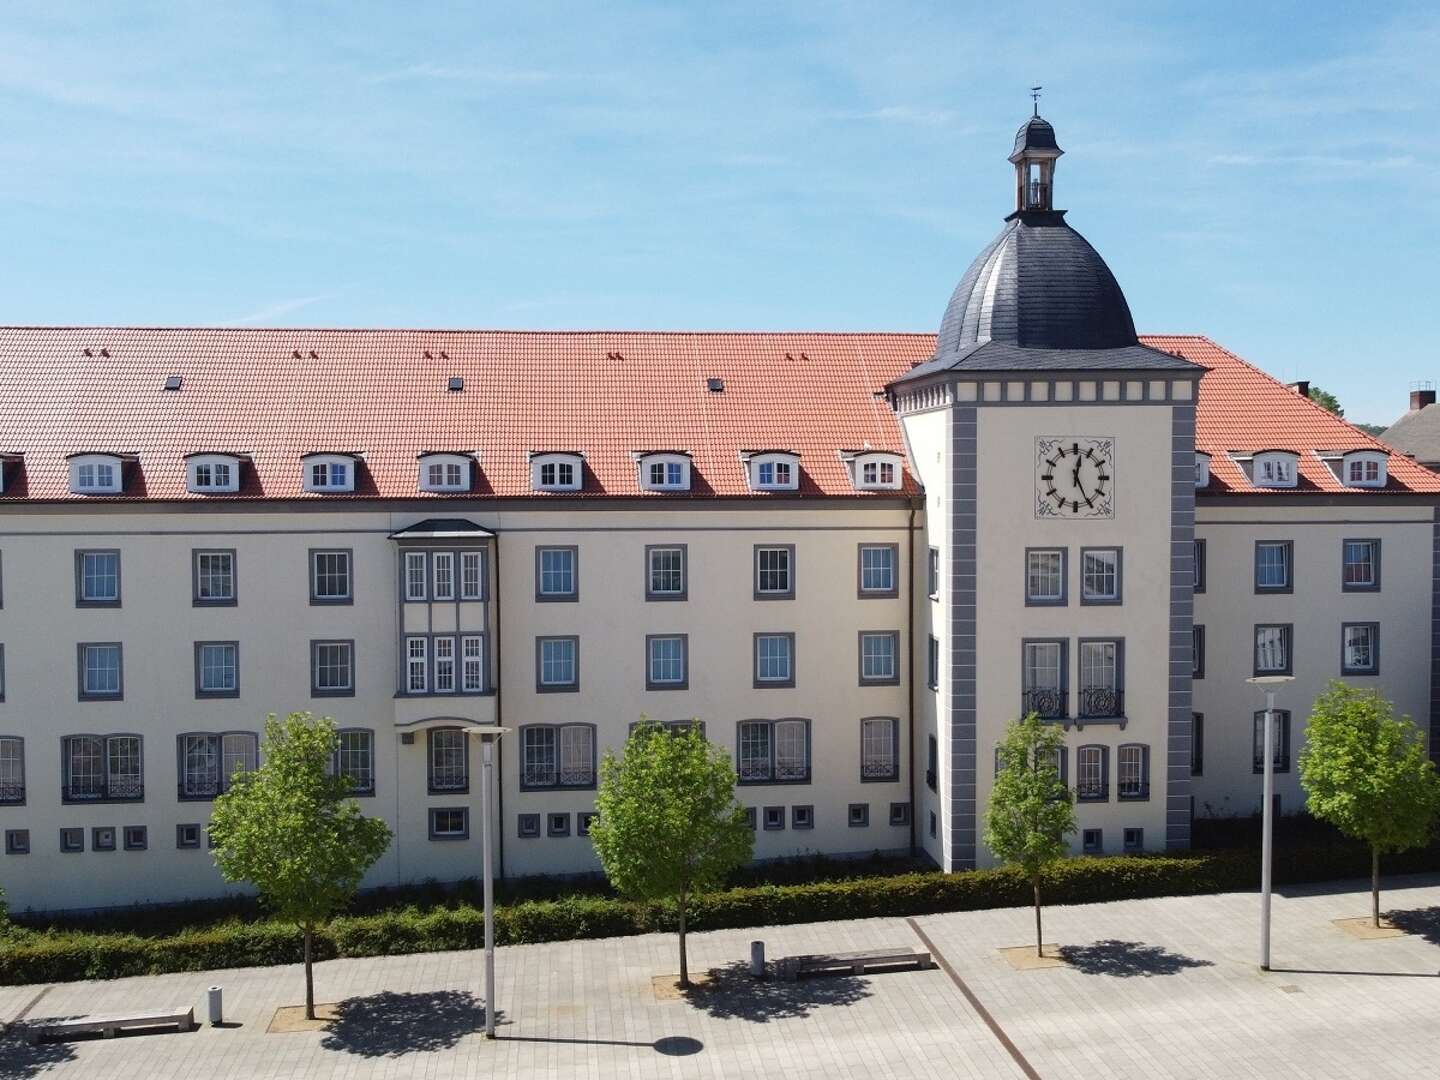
[1195,452,1210,488]
[302,454,358,493]
[68,454,124,495]
[1341,450,1387,489]
[185,454,242,494]
[1251,451,1299,490]
[743,451,800,492]
[417,453,474,493]
[843,450,904,492]
[530,452,583,492]
[635,452,691,492]
[0,453,21,494]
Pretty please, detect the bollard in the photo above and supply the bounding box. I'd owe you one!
[750,940,766,980]
[207,986,223,1026]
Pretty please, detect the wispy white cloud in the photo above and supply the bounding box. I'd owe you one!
[219,295,332,326]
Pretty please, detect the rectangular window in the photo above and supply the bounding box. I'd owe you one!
[429,807,468,840]
[646,545,686,599]
[62,734,143,801]
[754,633,795,687]
[927,635,940,691]
[78,643,123,699]
[536,546,577,600]
[404,551,427,600]
[176,823,202,849]
[124,825,148,851]
[926,735,938,791]
[754,545,795,599]
[1078,639,1122,719]
[928,547,940,598]
[1253,710,1292,773]
[1254,541,1293,593]
[195,641,239,697]
[548,812,571,837]
[860,717,898,781]
[1079,548,1121,604]
[537,636,579,691]
[312,639,355,695]
[1117,744,1148,800]
[737,719,809,784]
[889,802,911,826]
[1193,539,1206,592]
[179,732,257,799]
[434,636,456,692]
[405,637,428,693]
[1124,827,1144,853]
[428,728,468,793]
[1191,712,1204,776]
[859,631,899,685]
[432,552,455,600]
[791,805,814,829]
[849,802,869,827]
[1193,625,1205,679]
[335,729,375,795]
[578,811,597,836]
[193,550,236,605]
[92,826,117,852]
[1025,549,1066,605]
[460,551,485,599]
[1254,624,1293,676]
[5,829,29,854]
[1342,539,1380,591]
[461,635,485,693]
[646,635,688,689]
[1082,828,1103,854]
[858,544,898,596]
[0,737,22,804]
[76,550,120,605]
[60,827,84,853]
[1076,746,1108,801]
[520,724,595,789]
[310,549,353,603]
[738,721,771,782]
[1022,640,1066,718]
[1342,623,1379,675]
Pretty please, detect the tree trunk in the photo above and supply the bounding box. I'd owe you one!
[1034,878,1043,957]
[303,926,315,1020]
[678,890,689,989]
[1372,847,1381,929]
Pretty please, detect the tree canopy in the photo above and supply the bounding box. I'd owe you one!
[1308,385,1344,417]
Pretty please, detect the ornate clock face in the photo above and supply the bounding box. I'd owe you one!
[1036,437,1115,519]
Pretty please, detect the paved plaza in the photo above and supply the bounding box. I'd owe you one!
[4,874,1440,1079]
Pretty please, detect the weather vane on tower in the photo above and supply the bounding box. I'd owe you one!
[1030,85,1042,116]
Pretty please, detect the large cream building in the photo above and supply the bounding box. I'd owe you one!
[1,115,1436,911]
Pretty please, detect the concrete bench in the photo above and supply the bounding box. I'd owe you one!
[26,1006,195,1044]
[778,946,931,981]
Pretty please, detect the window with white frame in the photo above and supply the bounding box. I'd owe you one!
[1080,548,1120,603]
[754,634,794,686]
[428,728,468,792]
[1195,452,1210,487]
[434,636,456,692]
[79,643,122,698]
[432,552,455,600]
[69,455,122,494]
[429,807,468,839]
[860,717,898,781]
[1076,745,1107,800]
[536,546,577,599]
[404,551,427,600]
[647,546,686,598]
[1117,744,1148,799]
[1341,451,1386,489]
[303,456,356,492]
[737,719,809,783]
[193,550,235,605]
[1025,549,1064,604]
[77,550,120,605]
[520,724,595,788]
[537,636,578,690]
[311,640,354,694]
[405,637,428,693]
[1252,710,1291,772]
[195,642,238,696]
[859,544,897,595]
[461,635,485,692]
[928,547,940,597]
[1252,452,1297,489]
[334,728,375,795]
[461,551,484,599]
[1193,539,1206,592]
[531,454,583,492]
[637,454,690,491]
[186,455,240,493]
[62,734,142,801]
[747,453,799,491]
[1255,541,1292,592]
[859,632,898,684]
[1342,623,1379,675]
[0,737,22,804]
[1022,640,1065,718]
[852,453,902,491]
[754,546,793,598]
[1254,624,1292,675]
[647,635,687,688]
[179,732,258,798]
[1342,539,1379,591]
[418,454,471,492]
[310,549,352,602]
[1078,640,1122,719]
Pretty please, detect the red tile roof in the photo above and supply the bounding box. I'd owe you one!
[0,328,1433,501]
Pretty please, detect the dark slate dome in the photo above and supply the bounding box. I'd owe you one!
[1011,115,1059,158]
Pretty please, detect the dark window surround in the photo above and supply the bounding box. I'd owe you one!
[926,735,938,791]
[790,804,814,830]
[753,544,796,601]
[60,827,84,853]
[399,547,489,603]
[191,548,238,607]
[644,544,688,601]
[1193,539,1206,593]
[0,643,5,703]
[535,635,580,693]
[929,810,937,839]
[1077,637,1125,720]
[61,732,144,803]
[1116,742,1150,801]
[753,632,797,689]
[848,802,870,827]
[1253,540,1294,594]
[1341,538,1382,593]
[517,813,541,838]
[427,807,470,841]
[310,638,356,697]
[927,635,940,691]
[1021,637,1068,720]
[857,630,901,687]
[535,545,579,602]
[547,811,571,837]
[76,642,124,701]
[5,828,29,855]
[1253,623,1295,677]
[857,543,901,599]
[1341,621,1381,676]
[644,633,689,691]
[176,823,203,849]
[426,727,470,795]
[0,734,24,805]
[176,730,259,801]
[1253,709,1293,773]
[1075,744,1110,802]
[859,715,901,783]
[1123,827,1144,853]
[762,805,785,830]
[123,825,148,851]
[518,722,597,791]
[578,811,598,836]
[1082,828,1103,854]
[1193,625,1205,679]
[1023,547,1067,607]
[92,826,117,852]
[74,548,122,608]
[889,801,911,826]
[333,727,377,797]
[1191,712,1204,777]
[194,641,240,699]
[928,547,940,599]
[308,548,355,605]
[396,631,489,698]
[1078,546,1123,606]
[736,717,812,785]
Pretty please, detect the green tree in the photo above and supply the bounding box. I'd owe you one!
[209,712,392,1018]
[1308,385,1344,417]
[984,714,1078,956]
[1300,683,1440,927]
[588,721,753,988]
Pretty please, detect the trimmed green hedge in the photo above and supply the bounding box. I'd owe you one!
[3,841,1437,985]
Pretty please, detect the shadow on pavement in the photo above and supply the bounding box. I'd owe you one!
[1382,906,1440,946]
[319,990,486,1057]
[1057,940,1214,977]
[682,960,872,1022]
[500,1034,703,1056]
[0,1030,79,1079]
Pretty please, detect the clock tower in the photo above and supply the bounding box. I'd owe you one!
[890,111,1205,870]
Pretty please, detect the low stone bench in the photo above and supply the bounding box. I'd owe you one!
[26,1006,195,1044]
[778,946,931,981]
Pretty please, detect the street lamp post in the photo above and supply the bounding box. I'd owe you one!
[1245,676,1293,971]
[466,725,511,1037]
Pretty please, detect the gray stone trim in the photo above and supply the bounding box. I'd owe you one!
[74,548,122,607]
[644,543,688,601]
[191,548,238,607]
[857,630,901,686]
[193,640,240,699]
[949,406,978,869]
[309,638,356,697]
[1023,547,1067,606]
[77,642,124,701]
[308,547,354,605]
[535,545,579,602]
[753,544,796,600]
[1166,404,1196,850]
[1078,546,1123,605]
[856,542,901,598]
[644,633,689,690]
[535,635,580,693]
[752,632,796,688]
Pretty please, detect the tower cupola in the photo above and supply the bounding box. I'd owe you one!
[1009,101,1063,212]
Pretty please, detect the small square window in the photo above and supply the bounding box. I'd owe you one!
[889,802,911,827]
[193,550,237,606]
[1342,623,1380,676]
[1342,539,1380,591]
[6,828,30,855]
[124,825,147,851]
[428,807,469,840]
[536,546,578,601]
[646,545,687,600]
[754,633,795,687]
[859,632,899,685]
[1082,828,1103,854]
[1025,548,1066,605]
[310,549,354,604]
[92,826,117,852]
[1254,541,1293,593]
[646,635,688,690]
[176,823,202,849]
[1123,827,1143,852]
[1079,548,1121,604]
[858,544,898,597]
[578,811,598,836]
[848,802,869,827]
[928,811,937,839]
[517,813,541,838]
[76,550,121,606]
[60,827,84,853]
[744,807,758,830]
[547,812,571,837]
[754,545,795,599]
[537,637,579,692]
[762,805,785,831]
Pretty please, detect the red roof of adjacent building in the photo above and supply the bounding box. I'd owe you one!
[0,327,1433,501]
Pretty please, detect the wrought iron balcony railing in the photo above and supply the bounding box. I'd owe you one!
[1022,687,1067,720]
[1078,687,1124,719]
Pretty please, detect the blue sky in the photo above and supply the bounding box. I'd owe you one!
[1,2,1435,425]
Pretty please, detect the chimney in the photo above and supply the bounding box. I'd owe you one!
[1287,380,1310,399]
[1411,381,1436,411]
